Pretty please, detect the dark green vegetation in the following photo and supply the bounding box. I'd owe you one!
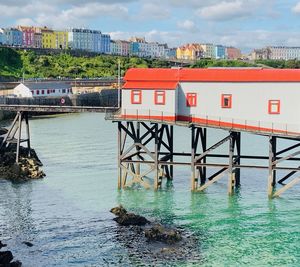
[1,47,300,81]
[0,47,171,80]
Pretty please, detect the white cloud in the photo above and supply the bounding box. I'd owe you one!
[196,0,259,21]
[177,20,198,32]
[138,3,170,20]
[292,2,300,13]
[1,2,128,28]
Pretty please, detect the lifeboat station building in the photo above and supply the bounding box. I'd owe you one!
[121,68,300,136]
[111,68,300,198]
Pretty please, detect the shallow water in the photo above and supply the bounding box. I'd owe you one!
[0,113,300,266]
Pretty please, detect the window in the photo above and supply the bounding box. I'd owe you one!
[154,90,166,105]
[221,94,232,108]
[186,93,197,107]
[131,90,142,104]
[268,100,280,114]
[47,89,50,94]
[41,90,45,95]
[36,90,40,95]
[31,90,34,95]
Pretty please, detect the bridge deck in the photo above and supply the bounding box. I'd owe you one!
[0,105,118,113]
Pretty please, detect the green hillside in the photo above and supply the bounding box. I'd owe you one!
[1,47,300,81]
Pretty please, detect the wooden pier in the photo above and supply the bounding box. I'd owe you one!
[112,118,300,198]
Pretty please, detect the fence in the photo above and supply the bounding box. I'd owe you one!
[106,109,300,136]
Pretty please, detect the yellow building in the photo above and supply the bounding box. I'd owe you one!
[55,31,68,49]
[41,27,55,49]
[176,44,203,60]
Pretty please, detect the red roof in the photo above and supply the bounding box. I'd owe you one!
[123,81,178,90]
[123,68,300,87]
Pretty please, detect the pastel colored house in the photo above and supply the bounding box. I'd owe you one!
[41,27,55,49]
[120,68,300,136]
[17,26,35,47]
[2,28,22,46]
[0,29,6,45]
[200,44,215,59]
[215,45,226,59]
[55,31,68,49]
[13,82,72,98]
[176,44,203,60]
[226,47,242,60]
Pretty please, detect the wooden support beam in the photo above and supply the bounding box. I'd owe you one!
[273,177,300,198]
[268,136,275,197]
[228,132,235,195]
[16,112,22,163]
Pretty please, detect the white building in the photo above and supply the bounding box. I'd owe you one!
[200,44,215,58]
[13,82,72,98]
[120,68,300,136]
[268,46,300,60]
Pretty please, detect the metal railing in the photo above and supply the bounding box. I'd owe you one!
[106,109,300,136]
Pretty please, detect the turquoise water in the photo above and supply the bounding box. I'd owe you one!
[0,113,300,266]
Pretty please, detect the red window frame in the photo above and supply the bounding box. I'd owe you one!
[154,90,166,105]
[186,93,197,107]
[131,90,142,104]
[268,100,280,114]
[221,94,232,108]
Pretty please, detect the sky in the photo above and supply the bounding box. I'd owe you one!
[1,0,300,53]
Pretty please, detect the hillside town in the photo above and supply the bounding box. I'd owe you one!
[0,25,240,60]
[0,26,300,61]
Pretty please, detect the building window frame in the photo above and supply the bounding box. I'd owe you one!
[221,94,232,108]
[186,93,197,107]
[131,90,142,104]
[154,90,166,105]
[268,100,280,114]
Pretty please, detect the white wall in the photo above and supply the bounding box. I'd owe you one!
[178,82,300,132]
[122,89,177,118]
[13,84,32,97]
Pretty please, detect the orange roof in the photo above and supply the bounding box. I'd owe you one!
[123,68,300,84]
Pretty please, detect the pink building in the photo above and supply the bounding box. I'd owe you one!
[121,40,130,56]
[226,47,242,60]
[17,26,35,47]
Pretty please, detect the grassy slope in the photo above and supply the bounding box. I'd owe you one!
[1,47,300,81]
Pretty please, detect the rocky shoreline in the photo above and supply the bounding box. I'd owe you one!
[0,127,45,181]
[110,206,201,266]
[0,241,22,267]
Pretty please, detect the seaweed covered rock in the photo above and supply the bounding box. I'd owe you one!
[110,205,149,226]
[0,145,45,181]
[145,224,182,244]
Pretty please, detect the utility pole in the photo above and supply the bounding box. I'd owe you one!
[117,59,121,108]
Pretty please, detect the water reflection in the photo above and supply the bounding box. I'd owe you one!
[0,181,35,240]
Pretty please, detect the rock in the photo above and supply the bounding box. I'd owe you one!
[10,261,22,267]
[110,205,127,217]
[0,251,13,265]
[114,213,149,226]
[0,241,7,249]
[22,241,33,247]
[0,146,45,181]
[110,206,149,226]
[144,224,182,244]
